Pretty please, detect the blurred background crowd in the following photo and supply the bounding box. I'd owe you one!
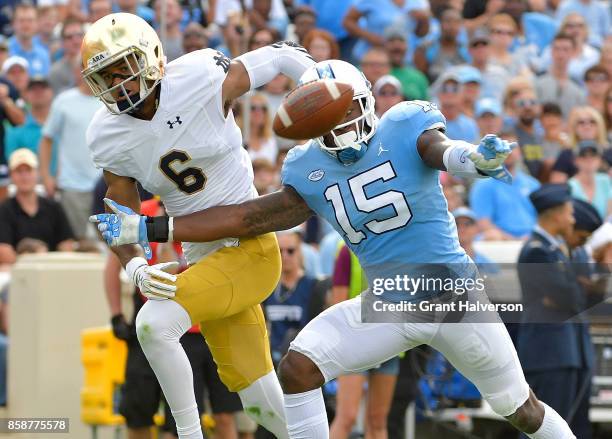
[0,0,611,438]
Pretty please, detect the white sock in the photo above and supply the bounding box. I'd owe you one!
[238,370,289,439]
[136,300,203,439]
[284,388,329,439]
[527,402,576,439]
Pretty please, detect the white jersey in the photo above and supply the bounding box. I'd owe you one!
[87,49,256,264]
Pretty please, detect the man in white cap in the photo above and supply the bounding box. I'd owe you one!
[2,55,29,95]
[0,148,74,267]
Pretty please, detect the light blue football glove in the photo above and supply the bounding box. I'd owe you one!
[88,198,152,260]
[468,134,517,184]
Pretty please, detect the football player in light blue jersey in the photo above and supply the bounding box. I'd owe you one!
[91,60,576,439]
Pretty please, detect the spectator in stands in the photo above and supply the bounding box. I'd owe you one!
[248,0,288,39]
[383,31,428,101]
[470,145,540,240]
[36,6,61,59]
[5,76,54,173]
[248,28,275,51]
[263,229,328,365]
[540,102,567,182]
[462,0,505,33]
[487,13,531,78]
[590,222,612,264]
[551,106,608,182]
[48,18,83,96]
[154,0,184,62]
[535,33,586,117]
[243,93,278,164]
[601,41,612,81]
[252,159,278,195]
[540,13,600,84]
[475,97,503,138]
[0,59,25,202]
[584,65,610,114]
[568,142,612,219]
[458,66,482,117]
[182,22,208,54]
[0,149,74,266]
[517,184,594,439]
[373,75,403,118]
[509,88,548,181]
[501,76,535,131]
[292,7,317,44]
[452,207,495,265]
[360,48,391,91]
[0,37,8,71]
[435,71,479,142]
[3,56,29,96]
[463,29,510,102]
[605,86,612,145]
[38,59,102,241]
[8,4,50,77]
[343,0,429,67]
[114,0,154,25]
[88,0,112,24]
[329,244,398,439]
[555,0,612,48]
[414,8,468,82]
[302,29,339,63]
[294,0,355,60]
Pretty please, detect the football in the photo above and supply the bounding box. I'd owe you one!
[273,79,354,140]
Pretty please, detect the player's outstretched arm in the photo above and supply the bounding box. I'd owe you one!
[172,185,314,241]
[222,41,315,102]
[90,185,314,247]
[417,129,516,184]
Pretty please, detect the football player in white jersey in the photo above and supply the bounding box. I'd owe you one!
[82,13,315,439]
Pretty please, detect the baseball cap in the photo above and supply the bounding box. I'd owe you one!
[28,75,50,88]
[475,98,502,117]
[458,66,482,84]
[577,140,600,156]
[2,56,29,74]
[452,207,478,222]
[469,28,489,45]
[373,75,402,95]
[9,148,38,171]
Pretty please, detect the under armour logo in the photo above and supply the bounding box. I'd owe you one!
[378,143,388,156]
[167,116,182,129]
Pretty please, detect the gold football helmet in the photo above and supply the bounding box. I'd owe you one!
[81,13,165,114]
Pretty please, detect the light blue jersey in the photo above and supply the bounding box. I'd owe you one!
[282,101,473,302]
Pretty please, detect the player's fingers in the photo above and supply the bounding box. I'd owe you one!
[146,278,177,293]
[88,214,106,223]
[146,267,178,283]
[157,261,179,274]
[97,222,109,233]
[507,141,518,151]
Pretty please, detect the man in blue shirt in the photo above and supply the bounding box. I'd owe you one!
[8,4,50,77]
[435,71,479,142]
[470,147,540,240]
[94,60,578,439]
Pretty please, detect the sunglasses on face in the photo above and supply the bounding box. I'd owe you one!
[492,29,514,36]
[250,104,267,112]
[441,83,460,94]
[64,32,84,40]
[456,219,476,227]
[378,89,400,97]
[470,41,488,48]
[576,118,596,126]
[565,22,584,28]
[586,74,609,82]
[280,247,296,255]
[516,98,537,108]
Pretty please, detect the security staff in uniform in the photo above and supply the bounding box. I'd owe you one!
[517,184,594,439]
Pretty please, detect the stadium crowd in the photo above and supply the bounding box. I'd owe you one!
[0,0,611,438]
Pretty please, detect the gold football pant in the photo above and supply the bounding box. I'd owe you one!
[172,232,281,392]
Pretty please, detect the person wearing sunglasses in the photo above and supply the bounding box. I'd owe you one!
[243,93,279,165]
[551,106,608,183]
[487,13,531,79]
[584,65,610,114]
[435,71,479,143]
[464,28,510,103]
[48,18,84,95]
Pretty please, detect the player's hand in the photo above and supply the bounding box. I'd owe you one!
[89,198,152,260]
[111,313,134,341]
[468,134,517,184]
[126,257,178,300]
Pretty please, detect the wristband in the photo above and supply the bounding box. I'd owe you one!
[145,216,169,242]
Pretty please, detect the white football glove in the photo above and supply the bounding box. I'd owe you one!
[126,257,178,300]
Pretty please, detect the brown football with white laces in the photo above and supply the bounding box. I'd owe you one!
[273,79,354,140]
